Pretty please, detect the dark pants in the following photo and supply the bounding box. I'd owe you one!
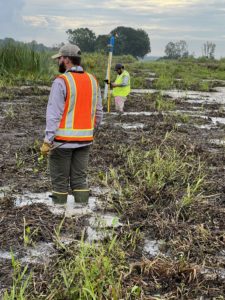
[49,146,90,194]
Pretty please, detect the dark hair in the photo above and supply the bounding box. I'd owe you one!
[66,56,81,65]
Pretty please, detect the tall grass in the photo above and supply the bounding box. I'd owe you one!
[0,41,55,84]
[0,42,137,87]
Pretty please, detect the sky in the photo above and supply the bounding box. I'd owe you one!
[1,0,225,58]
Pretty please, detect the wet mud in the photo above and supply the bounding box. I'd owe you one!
[0,84,225,298]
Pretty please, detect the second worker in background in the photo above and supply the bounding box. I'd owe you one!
[111,63,130,113]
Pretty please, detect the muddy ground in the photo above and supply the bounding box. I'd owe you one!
[0,83,225,299]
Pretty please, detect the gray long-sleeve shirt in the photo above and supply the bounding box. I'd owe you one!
[119,72,130,86]
[44,66,103,148]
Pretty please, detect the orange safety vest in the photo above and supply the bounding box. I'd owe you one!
[54,71,98,142]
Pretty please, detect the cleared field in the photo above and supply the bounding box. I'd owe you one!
[0,48,225,299]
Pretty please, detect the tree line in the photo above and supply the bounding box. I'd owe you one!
[1,34,216,61]
[164,40,216,59]
[0,38,50,52]
[66,26,151,59]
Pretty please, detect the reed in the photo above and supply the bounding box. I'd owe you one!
[0,41,53,84]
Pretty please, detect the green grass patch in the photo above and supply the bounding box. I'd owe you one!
[103,133,205,219]
[130,58,225,91]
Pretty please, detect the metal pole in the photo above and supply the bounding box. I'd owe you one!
[104,35,115,113]
[107,51,112,113]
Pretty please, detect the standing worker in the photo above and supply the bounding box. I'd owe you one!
[111,63,130,113]
[40,43,103,205]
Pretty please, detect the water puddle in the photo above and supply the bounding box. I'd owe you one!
[0,223,118,266]
[143,239,160,256]
[85,214,122,242]
[209,139,225,146]
[1,101,29,106]
[3,190,122,266]
[14,191,122,238]
[114,122,145,129]
[108,111,223,127]
[21,242,55,265]
[16,191,52,206]
[20,85,51,91]
[15,191,101,216]
[210,117,225,125]
[132,87,225,105]
[0,227,117,265]
[201,267,225,280]
[89,214,121,229]
[85,226,112,242]
[174,110,225,128]
[91,186,110,196]
[176,122,214,130]
[174,109,208,116]
[193,124,213,130]
[131,89,156,94]
[0,251,13,260]
[109,111,157,116]
[0,242,55,265]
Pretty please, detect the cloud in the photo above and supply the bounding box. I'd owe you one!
[1,0,225,57]
[99,0,205,14]
[23,16,49,28]
[23,14,118,33]
[0,0,26,21]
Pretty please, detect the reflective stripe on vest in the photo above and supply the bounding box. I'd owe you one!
[54,72,98,142]
[112,70,131,97]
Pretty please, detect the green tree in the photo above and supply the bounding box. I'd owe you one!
[66,28,96,52]
[95,34,109,52]
[165,40,189,59]
[165,42,177,59]
[110,26,151,58]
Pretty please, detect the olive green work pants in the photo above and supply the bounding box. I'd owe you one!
[49,145,90,195]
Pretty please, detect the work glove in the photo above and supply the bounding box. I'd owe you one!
[40,142,52,156]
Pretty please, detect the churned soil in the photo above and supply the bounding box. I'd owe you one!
[0,84,225,298]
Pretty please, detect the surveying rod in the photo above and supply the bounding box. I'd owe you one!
[103,35,115,113]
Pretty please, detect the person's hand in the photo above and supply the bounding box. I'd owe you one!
[40,142,52,156]
[111,83,117,87]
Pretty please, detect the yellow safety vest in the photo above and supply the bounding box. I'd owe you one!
[112,70,131,97]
